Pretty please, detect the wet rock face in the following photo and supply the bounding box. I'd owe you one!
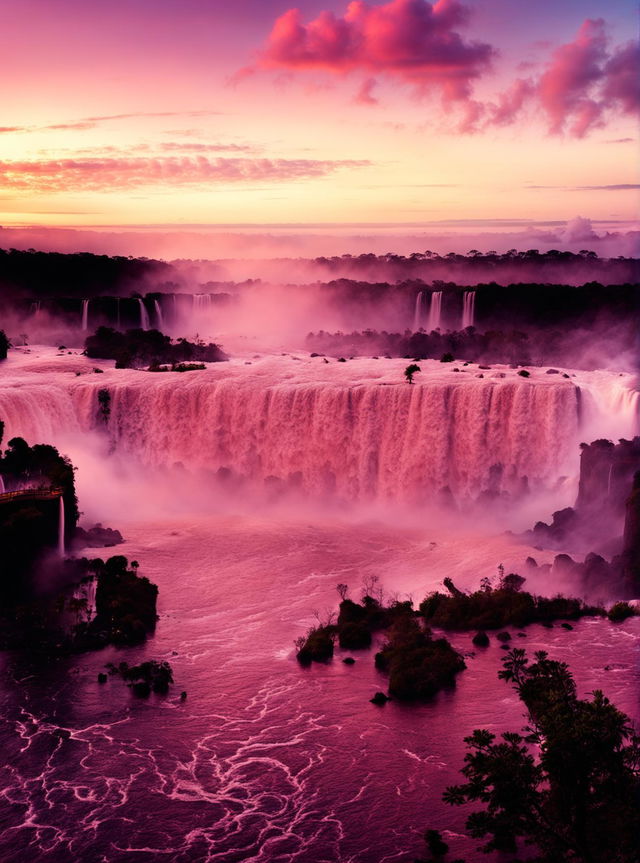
[577,437,640,518]
[621,471,640,595]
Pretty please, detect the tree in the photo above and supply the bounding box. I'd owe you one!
[404,363,421,384]
[444,649,640,862]
[0,330,10,360]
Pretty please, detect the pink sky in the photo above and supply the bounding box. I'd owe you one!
[0,0,637,233]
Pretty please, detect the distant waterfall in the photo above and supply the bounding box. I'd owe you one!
[412,291,424,331]
[58,496,65,558]
[81,299,90,331]
[0,474,5,494]
[116,298,121,330]
[30,301,42,318]
[138,299,150,330]
[154,300,164,331]
[462,291,476,328]
[193,294,212,314]
[428,292,442,331]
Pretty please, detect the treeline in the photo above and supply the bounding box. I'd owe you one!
[0,430,78,594]
[0,247,172,302]
[311,249,639,286]
[306,325,615,368]
[85,327,228,368]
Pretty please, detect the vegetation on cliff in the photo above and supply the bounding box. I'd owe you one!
[442,649,640,863]
[84,326,227,369]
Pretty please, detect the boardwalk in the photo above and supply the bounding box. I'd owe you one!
[0,487,64,503]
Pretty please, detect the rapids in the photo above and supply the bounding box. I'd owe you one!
[0,512,637,863]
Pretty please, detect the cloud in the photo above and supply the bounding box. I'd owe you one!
[0,156,370,193]
[258,0,494,103]
[355,77,379,105]
[159,142,258,153]
[0,111,225,137]
[252,6,638,137]
[538,19,608,136]
[602,41,640,116]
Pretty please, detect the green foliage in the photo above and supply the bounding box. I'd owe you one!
[92,555,158,644]
[404,362,421,384]
[375,615,465,700]
[0,436,79,593]
[419,585,603,631]
[444,649,640,862]
[85,326,227,369]
[0,329,10,360]
[295,626,335,664]
[608,601,637,622]
[108,659,174,695]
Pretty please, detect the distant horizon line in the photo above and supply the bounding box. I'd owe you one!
[1,218,638,231]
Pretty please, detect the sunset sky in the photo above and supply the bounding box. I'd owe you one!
[0,0,638,229]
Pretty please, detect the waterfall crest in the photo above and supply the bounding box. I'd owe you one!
[138,299,150,330]
[154,299,164,330]
[462,291,475,328]
[412,292,424,331]
[428,292,442,331]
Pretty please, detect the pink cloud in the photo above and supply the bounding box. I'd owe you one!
[0,156,370,193]
[603,41,640,116]
[487,78,535,127]
[259,0,494,103]
[538,18,608,136]
[355,77,379,105]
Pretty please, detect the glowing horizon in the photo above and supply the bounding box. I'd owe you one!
[0,0,637,230]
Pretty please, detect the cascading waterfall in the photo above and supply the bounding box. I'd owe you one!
[2,356,636,505]
[0,474,5,494]
[138,298,150,330]
[81,299,90,331]
[428,291,442,331]
[462,291,475,328]
[193,294,212,314]
[66,373,582,502]
[58,495,65,557]
[30,301,42,318]
[581,376,640,439]
[412,291,424,331]
[154,299,164,331]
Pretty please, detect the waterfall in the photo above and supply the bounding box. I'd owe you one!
[81,299,90,331]
[412,291,424,331]
[462,291,476,329]
[6,358,634,504]
[116,298,121,330]
[580,376,640,439]
[0,474,5,494]
[138,299,150,330]
[154,300,164,331]
[428,292,442,331]
[193,294,212,314]
[58,496,65,558]
[30,301,42,318]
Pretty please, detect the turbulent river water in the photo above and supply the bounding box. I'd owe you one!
[0,348,638,863]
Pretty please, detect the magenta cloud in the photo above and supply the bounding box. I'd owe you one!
[480,19,639,136]
[255,3,638,137]
[259,0,494,103]
[0,156,370,193]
